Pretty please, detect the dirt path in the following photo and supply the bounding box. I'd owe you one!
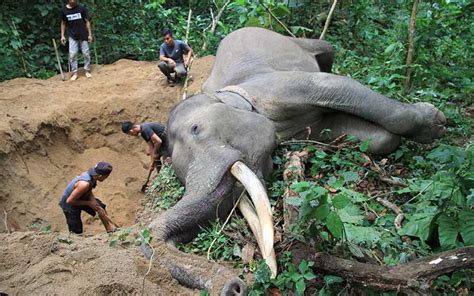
[0,57,213,233]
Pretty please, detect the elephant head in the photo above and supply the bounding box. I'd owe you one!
[148,94,278,294]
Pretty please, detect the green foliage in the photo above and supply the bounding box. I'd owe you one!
[147,164,184,211]
[179,217,248,263]
[250,254,316,296]
[109,227,132,247]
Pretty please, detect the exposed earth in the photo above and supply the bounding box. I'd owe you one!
[0,57,214,295]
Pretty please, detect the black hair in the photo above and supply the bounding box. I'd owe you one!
[162,28,173,37]
[121,121,135,134]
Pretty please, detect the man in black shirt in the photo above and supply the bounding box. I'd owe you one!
[60,0,93,81]
[121,121,167,174]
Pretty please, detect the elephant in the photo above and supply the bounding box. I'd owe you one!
[147,27,446,295]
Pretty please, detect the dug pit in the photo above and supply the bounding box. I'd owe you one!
[0,57,213,233]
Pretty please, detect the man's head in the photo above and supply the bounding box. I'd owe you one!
[121,121,140,136]
[162,28,174,46]
[67,0,78,7]
[88,161,113,181]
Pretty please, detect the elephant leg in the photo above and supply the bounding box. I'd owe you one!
[316,112,401,155]
[241,71,446,144]
[289,37,334,72]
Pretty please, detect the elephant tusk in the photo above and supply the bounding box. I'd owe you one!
[230,161,274,268]
[238,194,277,278]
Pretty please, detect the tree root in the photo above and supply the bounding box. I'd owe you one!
[307,246,473,293]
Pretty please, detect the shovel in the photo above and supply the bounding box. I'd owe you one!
[140,169,153,193]
[52,38,66,81]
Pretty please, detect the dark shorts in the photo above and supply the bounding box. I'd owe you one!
[62,198,106,234]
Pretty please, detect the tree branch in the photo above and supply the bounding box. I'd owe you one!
[307,246,473,293]
[319,0,338,40]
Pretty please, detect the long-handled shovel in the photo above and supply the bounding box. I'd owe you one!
[140,169,153,193]
[52,38,66,81]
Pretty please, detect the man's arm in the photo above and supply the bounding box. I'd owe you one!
[60,20,66,45]
[85,19,93,43]
[148,134,162,170]
[159,45,176,66]
[66,181,94,207]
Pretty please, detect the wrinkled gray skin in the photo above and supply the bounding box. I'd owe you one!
[148,28,446,295]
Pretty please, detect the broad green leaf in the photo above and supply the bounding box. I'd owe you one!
[291,181,311,192]
[323,275,344,285]
[326,212,343,239]
[295,278,306,295]
[332,193,351,209]
[285,196,302,206]
[399,213,437,241]
[340,188,368,202]
[315,203,330,220]
[436,214,459,249]
[342,171,359,183]
[298,260,308,273]
[344,224,381,244]
[459,210,474,245]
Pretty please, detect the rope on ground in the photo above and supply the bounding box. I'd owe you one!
[141,241,155,296]
[207,189,245,261]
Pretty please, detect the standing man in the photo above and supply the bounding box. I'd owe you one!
[158,28,193,87]
[121,121,167,174]
[60,0,93,81]
[59,161,116,234]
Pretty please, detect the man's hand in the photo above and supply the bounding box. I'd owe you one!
[88,35,93,43]
[61,36,66,45]
[168,59,176,67]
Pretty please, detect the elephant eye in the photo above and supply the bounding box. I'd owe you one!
[191,124,199,135]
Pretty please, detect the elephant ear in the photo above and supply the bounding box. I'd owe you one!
[215,85,256,112]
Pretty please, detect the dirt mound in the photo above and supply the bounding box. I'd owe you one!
[0,57,213,234]
[0,231,195,295]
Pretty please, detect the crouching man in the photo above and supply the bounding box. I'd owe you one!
[59,161,117,234]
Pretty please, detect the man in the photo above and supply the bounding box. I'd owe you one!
[158,28,193,87]
[60,0,93,81]
[121,121,167,174]
[59,161,116,234]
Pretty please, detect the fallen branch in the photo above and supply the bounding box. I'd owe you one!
[376,198,404,230]
[4,210,10,234]
[282,150,309,233]
[319,0,338,40]
[307,246,474,293]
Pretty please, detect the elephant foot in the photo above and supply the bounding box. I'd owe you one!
[407,102,446,143]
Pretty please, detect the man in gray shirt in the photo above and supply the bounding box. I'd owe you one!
[158,28,193,87]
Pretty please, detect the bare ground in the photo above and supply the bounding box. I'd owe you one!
[0,57,214,295]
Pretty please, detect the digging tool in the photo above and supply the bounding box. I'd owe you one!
[52,38,66,81]
[182,58,194,100]
[141,168,153,193]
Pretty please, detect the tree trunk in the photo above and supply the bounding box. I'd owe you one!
[403,0,420,94]
[304,246,474,293]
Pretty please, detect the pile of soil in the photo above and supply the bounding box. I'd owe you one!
[0,57,213,294]
[0,231,194,295]
[0,57,213,233]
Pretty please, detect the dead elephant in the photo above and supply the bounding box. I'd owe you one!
[147,27,446,295]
